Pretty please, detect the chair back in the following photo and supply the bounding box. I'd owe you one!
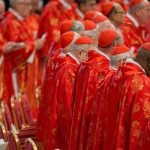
[8,132,20,150]
[25,138,38,150]
[19,93,33,125]
[1,101,13,131]
[0,122,8,141]
[11,96,26,130]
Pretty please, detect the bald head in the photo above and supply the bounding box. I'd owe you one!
[135,46,150,76]
[70,20,85,34]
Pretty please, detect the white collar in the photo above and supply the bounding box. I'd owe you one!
[59,0,71,9]
[67,52,80,64]
[75,8,84,20]
[126,13,139,27]
[95,48,110,61]
[9,8,24,21]
[126,58,145,73]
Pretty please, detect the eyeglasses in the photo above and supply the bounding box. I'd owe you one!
[81,49,88,54]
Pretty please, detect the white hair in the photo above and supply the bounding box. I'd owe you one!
[72,43,92,52]
[70,20,85,34]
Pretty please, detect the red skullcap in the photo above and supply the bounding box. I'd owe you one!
[83,20,96,30]
[102,2,115,16]
[60,31,80,48]
[84,11,108,24]
[60,20,74,35]
[112,44,130,55]
[75,36,94,45]
[98,29,117,47]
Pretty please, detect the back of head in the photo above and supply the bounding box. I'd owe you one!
[60,20,84,35]
[84,10,114,32]
[135,42,150,76]
[82,20,98,44]
[60,31,80,54]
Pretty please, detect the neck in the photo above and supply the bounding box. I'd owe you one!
[69,51,79,60]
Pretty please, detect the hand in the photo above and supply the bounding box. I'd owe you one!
[13,42,26,50]
[2,42,26,54]
[35,36,46,50]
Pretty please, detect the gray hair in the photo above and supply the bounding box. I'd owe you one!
[70,20,84,34]
[72,43,91,51]
[129,2,144,14]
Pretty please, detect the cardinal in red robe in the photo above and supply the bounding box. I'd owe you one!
[36,20,84,142]
[0,8,36,104]
[36,31,80,146]
[120,0,150,55]
[69,29,118,150]
[87,44,131,150]
[89,43,150,150]
[38,0,76,77]
[41,32,94,150]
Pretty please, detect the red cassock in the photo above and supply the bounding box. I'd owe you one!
[37,54,79,150]
[1,10,35,106]
[137,121,150,150]
[120,15,144,55]
[24,13,40,118]
[69,50,114,150]
[38,0,75,58]
[88,59,150,150]
[36,43,61,142]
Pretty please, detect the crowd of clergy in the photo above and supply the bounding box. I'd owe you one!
[1,0,150,149]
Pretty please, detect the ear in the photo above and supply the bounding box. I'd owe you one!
[135,8,141,16]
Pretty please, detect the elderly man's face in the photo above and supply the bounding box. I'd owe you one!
[79,0,97,15]
[137,2,150,25]
[13,0,32,18]
[110,4,126,26]
[0,2,5,20]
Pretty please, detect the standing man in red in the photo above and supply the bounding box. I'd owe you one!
[70,29,119,150]
[38,0,76,77]
[0,0,5,100]
[120,0,150,55]
[43,32,94,150]
[91,43,150,150]
[1,0,45,110]
[88,45,131,150]
[36,20,85,143]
